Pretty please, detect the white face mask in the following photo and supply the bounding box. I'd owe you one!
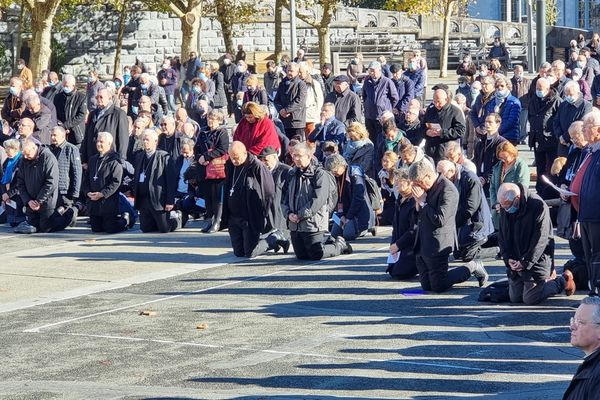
[223,59,231,65]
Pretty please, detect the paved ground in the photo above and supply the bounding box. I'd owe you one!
[0,211,587,399]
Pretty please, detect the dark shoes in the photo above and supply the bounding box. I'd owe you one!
[468,260,489,287]
[563,270,576,296]
[336,236,353,255]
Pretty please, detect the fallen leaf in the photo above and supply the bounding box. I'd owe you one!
[84,239,96,243]
[138,310,157,317]
[196,323,208,330]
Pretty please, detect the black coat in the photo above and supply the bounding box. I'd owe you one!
[423,102,465,163]
[274,76,307,129]
[84,151,123,217]
[1,93,22,128]
[397,115,424,146]
[16,145,59,211]
[22,104,54,145]
[474,134,507,194]
[54,90,87,145]
[415,174,458,257]
[158,135,181,160]
[211,71,228,108]
[82,104,129,164]
[553,96,592,144]
[133,150,177,211]
[562,349,600,400]
[324,89,363,126]
[391,196,418,266]
[528,89,561,151]
[194,127,229,181]
[454,166,494,246]
[337,166,373,231]
[498,184,554,280]
[269,161,291,232]
[345,142,375,179]
[223,153,275,234]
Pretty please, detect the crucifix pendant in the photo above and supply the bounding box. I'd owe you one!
[229,188,235,197]
[93,176,98,181]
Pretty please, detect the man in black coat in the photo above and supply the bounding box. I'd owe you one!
[323,75,363,127]
[409,160,487,293]
[563,297,600,400]
[53,74,87,146]
[497,182,575,304]
[423,89,465,164]
[121,66,141,117]
[528,77,561,193]
[437,160,496,264]
[553,80,592,156]
[49,126,81,229]
[474,113,507,197]
[258,146,291,253]
[224,141,276,258]
[14,140,60,234]
[158,115,181,160]
[133,129,180,233]
[22,94,54,145]
[84,132,129,233]
[274,63,308,140]
[1,77,24,129]
[390,64,415,116]
[82,88,129,166]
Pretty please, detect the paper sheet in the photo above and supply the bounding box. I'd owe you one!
[332,213,341,226]
[541,175,577,197]
[195,198,206,208]
[387,252,400,264]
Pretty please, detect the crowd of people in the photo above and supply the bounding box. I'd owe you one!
[1,38,600,397]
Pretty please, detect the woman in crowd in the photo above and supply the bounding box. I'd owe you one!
[377,150,398,226]
[489,141,530,229]
[233,102,281,157]
[343,122,374,178]
[0,139,25,227]
[195,110,230,233]
[243,75,269,106]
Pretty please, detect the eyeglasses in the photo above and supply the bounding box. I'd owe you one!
[570,317,600,327]
[160,123,168,127]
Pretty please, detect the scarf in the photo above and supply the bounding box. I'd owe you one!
[1,152,21,185]
[343,139,371,160]
[385,131,404,151]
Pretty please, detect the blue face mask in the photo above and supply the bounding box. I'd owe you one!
[140,83,148,90]
[192,86,201,94]
[507,205,519,214]
[34,88,42,94]
[88,76,96,83]
[577,61,585,69]
[536,90,545,98]
[458,83,466,88]
[48,81,55,87]
[63,87,72,94]
[131,106,139,115]
[496,89,510,99]
[9,86,18,96]
[198,73,207,81]
[565,95,576,104]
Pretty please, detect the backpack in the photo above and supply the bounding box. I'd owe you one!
[363,174,383,213]
[313,168,338,214]
[478,279,510,303]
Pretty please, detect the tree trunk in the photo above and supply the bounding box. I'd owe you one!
[180,1,202,60]
[16,0,26,65]
[317,26,330,66]
[113,2,127,79]
[274,0,283,62]
[29,0,60,78]
[217,8,234,55]
[439,3,455,78]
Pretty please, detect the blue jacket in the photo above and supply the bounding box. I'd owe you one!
[307,118,347,161]
[392,76,415,113]
[486,94,522,142]
[552,96,592,143]
[362,76,399,120]
[470,92,495,130]
[579,148,600,223]
[338,165,374,231]
[403,69,425,97]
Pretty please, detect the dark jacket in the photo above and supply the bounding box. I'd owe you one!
[415,174,459,258]
[42,85,61,102]
[391,196,418,268]
[527,89,561,151]
[223,153,275,234]
[498,184,554,280]
[343,140,374,178]
[210,71,228,108]
[362,75,399,120]
[579,147,600,223]
[486,95,522,142]
[274,76,307,129]
[324,88,363,126]
[82,104,129,164]
[264,71,281,100]
[269,161,291,232]
[16,145,59,211]
[322,73,335,96]
[22,104,54,145]
[1,93,22,128]
[403,69,425,97]
[470,92,495,130]
[244,87,269,106]
[133,150,177,211]
[219,63,237,93]
[307,117,347,161]
[194,127,230,180]
[453,165,494,247]
[232,70,251,95]
[121,75,140,115]
[337,166,373,231]
[158,134,181,160]
[392,75,415,114]
[54,90,87,145]
[553,96,592,144]
[84,150,123,217]
[86,80,105,113]
[157,67,178,96]
[282,160,332,232]
[474,134,507,192]
[49,141,82,199]
[131,82,160,110]
[397,114,424,146]
[423,102,466,163]
[511,76,531,110]
[562,349,600,400]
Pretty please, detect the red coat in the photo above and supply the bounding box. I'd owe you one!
[233,116,281,156]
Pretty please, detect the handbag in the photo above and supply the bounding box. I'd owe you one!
[205,150,228,180]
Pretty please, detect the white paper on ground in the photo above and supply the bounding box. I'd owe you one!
[195,198,205,208]
[541,175,577,197]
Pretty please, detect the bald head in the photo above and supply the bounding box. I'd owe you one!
[229,141,248,166]
[436,159,456,181]
[97,88,112,109]
[432,89,449,110]
[497,182,521,210]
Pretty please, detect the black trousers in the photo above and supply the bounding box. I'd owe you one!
[139,202,177,233]
[90,215,128,234]
[416,253,471,293]
[26,207,54,233]
[365,118,383,147]
[290,231,342,260]
[455,238,498,262]
[534,149,556,193]
[48,195,76,232]
[228,216,269,258]
[204,179,225,219]
[580,221,600,294]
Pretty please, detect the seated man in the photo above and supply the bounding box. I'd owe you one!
[497,182,575,304]
[563,297,600,400]
[282,142,353,260]
[409,159,488,292]
[325,154,375,241]
[307,102,346,162]
[15,139,59,233]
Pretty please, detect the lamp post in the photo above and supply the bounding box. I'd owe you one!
[536,0,546,69]
[290,0,297,59]
[527,0,534,73]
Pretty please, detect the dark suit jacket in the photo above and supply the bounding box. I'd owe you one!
[133,150,176,211]
[82,104,129,163]
[415,174,459,257]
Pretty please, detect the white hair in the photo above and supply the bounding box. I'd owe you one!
[97,131,114,144]
[497,182,520,203]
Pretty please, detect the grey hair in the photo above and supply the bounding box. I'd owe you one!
[142,128,158,141]
[51,126,67,136]
[180,137,195,149]
[583,110,600,127]
[24,92,40,106]
[62,74,76,85]
[444,140,463,158]
[408,159,436,181]
[564,80,581,94]
[97,131,114,144]
[436,159,456,175]
[207,109,225,122]
[394,167,410,181]
[3,138,20,151]
[293,141,314,156]
[160,115,175,124]
[497,182,520,202]
[323,153,347,172]
[581,297,600,324]
[540,62,552,70]
[322,102,335,113]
